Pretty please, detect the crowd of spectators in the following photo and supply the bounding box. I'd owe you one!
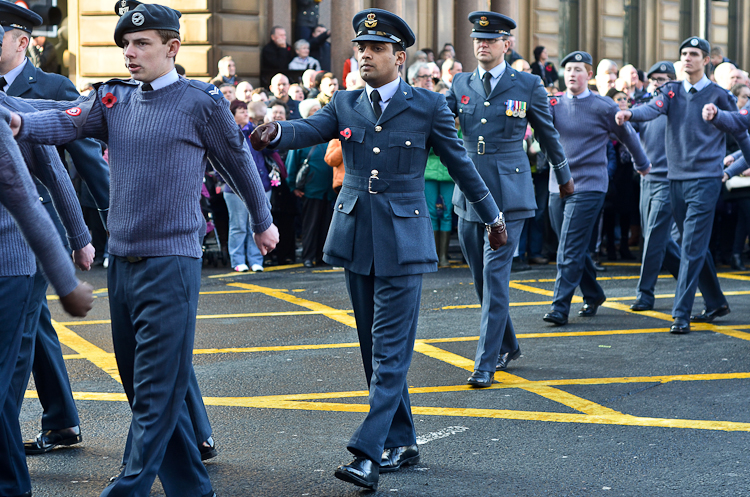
[201,20,750,274]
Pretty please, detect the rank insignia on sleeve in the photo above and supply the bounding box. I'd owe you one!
[66,107,82,116]
[206,85,222,101]
[655,100,664,108]
[461,95,470,104]
[340,128,352,140]
[741,109,748,116]
[102,92,117,108]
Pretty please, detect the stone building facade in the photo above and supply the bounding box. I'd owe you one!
[61,0,750,89]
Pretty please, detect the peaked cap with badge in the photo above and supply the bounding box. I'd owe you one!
[468,11,516,39]
[560,51,593,67]
[647,61,675,78]
[679,36,710,54]
[351,8,415,49]
[0,1,42,34]
[113,0,181,48]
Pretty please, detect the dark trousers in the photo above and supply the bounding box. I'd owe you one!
[458,217,523,373]
[549,191,607,315]
[637,179,725,310]
[300,197,332,264]
[103,256,211,497]
[670,178,724,320]
[344,270,422,463]
[0,275,36,496]
[732,198,750,255]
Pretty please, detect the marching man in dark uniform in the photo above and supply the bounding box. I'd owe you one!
[10,2,278,495]
[252,8,507,491]
[446,11,572,387]
[0,0,109,457]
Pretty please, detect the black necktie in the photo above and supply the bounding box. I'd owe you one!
[142,83,153,91]
[689,87,697,94]
[371,90,382,120]
[482,72,492,97]
[0,77,7,90]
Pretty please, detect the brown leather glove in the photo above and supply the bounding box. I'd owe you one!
[487,219,508,251]
[559,178,574,199]
[250,122,279,151]
[59,281,94,317]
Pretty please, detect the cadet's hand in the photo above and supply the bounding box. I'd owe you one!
[254,223,280,255]
[558,179,574,199]
[638,164,652,178]
[614,110,632,126]
[73,243,96,271]
[723,173,730,183]
[293,189,305,198]
[703,103,718,121]
[9,112,21,136]
[250,122,279,151]
[488,224,508,251]
[724,155,735,166]
[59,281,94,317]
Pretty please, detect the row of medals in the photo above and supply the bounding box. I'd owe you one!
[505,100,527,118]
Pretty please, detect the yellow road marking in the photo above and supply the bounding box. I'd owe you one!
[228,282,357,328]
[52,320,121,384]
[62,354,85,360]
[208,263,304,278]
[718,273,750,281]
[192,342,359,355]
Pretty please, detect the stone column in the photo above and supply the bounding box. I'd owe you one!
[373,0,404,15]
[330,0,363,83]
[454,0,487,73]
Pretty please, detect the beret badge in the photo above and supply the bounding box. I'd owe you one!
[132,12,145,26]
[479,16,489,27]
[364,13,377,28]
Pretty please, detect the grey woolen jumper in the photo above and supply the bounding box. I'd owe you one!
[17,77,272,259]
[549,92,649,193]
[631,110,669,183]
[0,108,79,297]
[629,80,750,180]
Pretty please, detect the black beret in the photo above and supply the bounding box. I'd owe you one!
[468,11,516,39]
[115,0,143,16]
[560,51,593,67]
[679,36,710,55]
[647,61,675,78]
[0,1,42,34]
[114,1,181,48]
[0,25,4,46]
[351,8,415,49]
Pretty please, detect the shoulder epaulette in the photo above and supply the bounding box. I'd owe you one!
[92,78,138,91]
[188,79,223,102]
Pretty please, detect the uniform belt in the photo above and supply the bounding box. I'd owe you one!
[342,175,424,194]
[463,139,524,155]
[116,256,148,263]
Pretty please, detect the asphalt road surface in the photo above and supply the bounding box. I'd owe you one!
[21,257,750,497]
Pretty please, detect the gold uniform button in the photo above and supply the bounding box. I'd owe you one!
[405,141,411,146]
[375,126,382,132]
[459,108,463,113]
[373,147,380,154]
[338,204,343,209]
[481,118,487,124]
[371,169,378,175]
[415,210,419,215]
[478,136,484,141]
[515,167,520,173]
[484,102,490,107]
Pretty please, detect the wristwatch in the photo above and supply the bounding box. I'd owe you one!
[486,212,506,234]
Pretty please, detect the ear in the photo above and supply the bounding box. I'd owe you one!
[395,49,407,66]
[167,38,181,59]
[17,34,30,52]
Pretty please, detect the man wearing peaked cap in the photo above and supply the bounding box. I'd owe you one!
[251,7,505,491]
[619,36,747,334]
[446,11,571,387]
[10,1,279,495]
[0,0,111,466]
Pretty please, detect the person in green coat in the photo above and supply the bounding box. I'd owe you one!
[425,127,459,266]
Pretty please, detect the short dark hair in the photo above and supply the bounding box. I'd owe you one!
[533,46,545,62]
[270,26,284,37]
[268,99,289,112]
[156,30,180,44]
[229,99,247,115]
[731,83,749,98]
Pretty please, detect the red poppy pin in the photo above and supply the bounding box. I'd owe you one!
[655,100,664,108]
[667,90,675,99]
[340,128,352,140]
[102,92,117,108]
[546,65,552,72]
[741,109,749,116]
[549,97,558,107]
[461,95,470,104]
[65,107,82,116]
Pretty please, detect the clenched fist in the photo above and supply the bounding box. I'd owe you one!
[487,223,508,251]
[250,122,279,151]
[59,281,94,317]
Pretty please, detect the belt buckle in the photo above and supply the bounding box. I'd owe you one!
[126,256,143,263]
[477,140,486,155]
[368,169,379,194]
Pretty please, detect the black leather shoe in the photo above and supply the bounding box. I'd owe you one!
[467,370,493,388]
[496,347,521,371]
[691,304,730,323]
[200,436,217,461]
[630,300,653,311]
[380,444,420,473]
[24,426,81,455]
[543,311,568,326]
[579,295,606,316]
[303,260,314,268]
[670,319,690,334]
[334,456,379,490]
[731,254,747,271]
[511,257,531,272]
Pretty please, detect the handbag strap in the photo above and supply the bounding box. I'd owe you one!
[302,144,318,165]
